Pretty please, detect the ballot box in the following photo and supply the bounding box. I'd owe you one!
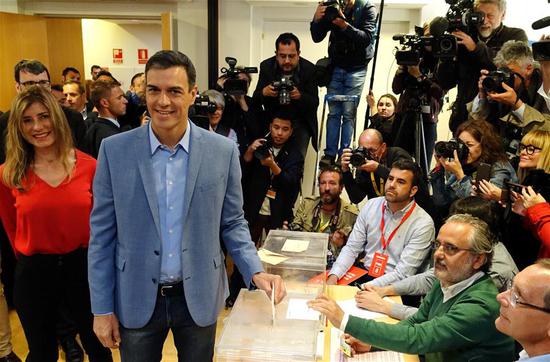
[258,230,328,292]
[216,289,321,361]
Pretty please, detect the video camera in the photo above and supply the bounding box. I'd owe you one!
[220,57,258,96]
[393,33,457,66]
[320,0,344,23]
[444,0,484,33]
[349,147,374,167]
[434,138,469,162]
[272,76,295,105]
[482,67,515,93]
[189,94,216,130]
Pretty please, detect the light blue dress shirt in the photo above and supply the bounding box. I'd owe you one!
[148,122,190,283]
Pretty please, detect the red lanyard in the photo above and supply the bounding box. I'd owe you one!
[379,201,416,251]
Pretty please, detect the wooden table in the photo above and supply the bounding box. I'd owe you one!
[321,285,419,362]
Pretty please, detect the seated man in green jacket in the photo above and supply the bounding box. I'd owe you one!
[309,213,515,362]
[284,166,359,268]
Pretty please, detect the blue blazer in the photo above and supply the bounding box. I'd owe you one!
[88,122,264,328]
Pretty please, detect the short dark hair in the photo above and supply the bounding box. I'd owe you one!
[62,67,80,77]
[318,165,343,186]
[91,79,121,109]
[14,59,50,83]
[63,80,85,95]
[51,83,64,92]
[275,32,300,52]
[96,70,116,81]
[272,107,296,127]
[91,65,101,73]
[145,50,196,89]
[131,72,144,87]
[391,159,422,187]
[449,196,501,241]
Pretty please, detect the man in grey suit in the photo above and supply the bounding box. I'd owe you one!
[88,50,286,362]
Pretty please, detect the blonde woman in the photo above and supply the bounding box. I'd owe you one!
[0,86,111,362]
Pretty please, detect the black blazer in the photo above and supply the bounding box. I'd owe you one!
[83,117,122,158]
[252,56,319,150]
[242,141,304,229]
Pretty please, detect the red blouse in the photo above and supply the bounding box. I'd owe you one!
[0,150,96,256]
[525,202,550,259]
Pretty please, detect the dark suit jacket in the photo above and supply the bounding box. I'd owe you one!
[242,141,304,229]
[83,117,122,159]
[252,57,319,150]
[0,106,87,163]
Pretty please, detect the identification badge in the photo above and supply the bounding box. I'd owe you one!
[266,188,277,199]
[367,252,388,278]
[340,334,352,357]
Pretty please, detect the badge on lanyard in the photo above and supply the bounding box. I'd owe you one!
[368,201,417,279]
[266,187,277,199]
[368,252,389,278]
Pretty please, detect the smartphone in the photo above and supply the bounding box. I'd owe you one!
[475,163,492,185]
[505,180,525,194]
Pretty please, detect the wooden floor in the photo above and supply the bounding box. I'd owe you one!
[8,307,232,361]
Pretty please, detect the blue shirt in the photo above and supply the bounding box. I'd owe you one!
[148,122,190,283]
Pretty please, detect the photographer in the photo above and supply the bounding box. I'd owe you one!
[431,120,517,210]
[392,23,446,167]
[252,33,319,159]
[478,130,550,269]
[469,40,550,149]
[310,0,377,165]
[216,71,257,155]
[242,109,304,246]
[436,0,527,133]
[200,89,238,144]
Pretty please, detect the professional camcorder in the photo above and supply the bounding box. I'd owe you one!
[349,147,374,167]
[482,67,515,93]
[533,41,550,61]
[193,94,217,114]
[272,76,295,105]
[434,138,469,161]
[444,0,485,33]
[320,0,344,23]
[220,57,257,96]
[393,32,457,66]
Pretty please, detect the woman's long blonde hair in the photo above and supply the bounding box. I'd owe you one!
[2,86,74,190]
[518,129,550,182]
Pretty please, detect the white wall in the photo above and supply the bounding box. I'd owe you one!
[81,19,162,90]
[0,0,19,13]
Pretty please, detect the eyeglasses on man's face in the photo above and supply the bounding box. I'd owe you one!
[518,143,542,155]
[19,80,51,89]
[506,281,550,313]
[431,240,474,256]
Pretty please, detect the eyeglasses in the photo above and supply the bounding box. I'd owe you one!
[431,240,474,256]
[518,143,542,155]
[506,281,550,313]
[19,80,51,88]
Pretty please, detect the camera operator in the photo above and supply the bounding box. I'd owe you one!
[392,23,446,167]
[431,120,517,211]
[200,89,239,144]
[242,108,304,246]
[310,0,377,165]
[469,40,550,151]
[436,0,527,133]
[216,71,255,155]
[252,33,319,159]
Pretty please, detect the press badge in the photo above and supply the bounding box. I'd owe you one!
[367,252,388,278]
[340,334,352,357]
[266,188,277,199]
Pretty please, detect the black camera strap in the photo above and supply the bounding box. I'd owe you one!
[312,198,341,234]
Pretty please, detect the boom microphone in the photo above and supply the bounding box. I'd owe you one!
[429,16,450,37]
[533,16,550,30]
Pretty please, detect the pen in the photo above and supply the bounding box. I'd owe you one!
[354,282,363,291]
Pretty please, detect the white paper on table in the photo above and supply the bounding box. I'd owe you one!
[337,298,395,320]
[257,248,289,265]
[281,238,310,252]
[330,327,404,362]
[285,298,320,321]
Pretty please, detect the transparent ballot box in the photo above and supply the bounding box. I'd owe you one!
[216,289,321,361]
[258,230,328,292]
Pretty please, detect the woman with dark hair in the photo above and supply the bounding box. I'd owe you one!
[366,92,399,145]
[431,120,517,209]
[0,86,111,362]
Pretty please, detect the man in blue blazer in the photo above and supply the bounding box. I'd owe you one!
[88,50,286,362]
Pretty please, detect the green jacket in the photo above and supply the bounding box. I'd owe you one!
[345,274,515,362]
[290,196,359,258]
